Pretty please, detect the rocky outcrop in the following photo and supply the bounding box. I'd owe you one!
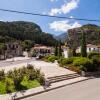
[67,24,100,49]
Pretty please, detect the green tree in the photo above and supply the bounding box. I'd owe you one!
[58,41,62,58]
[81,31,87,57]
[22,40,35,51]
[72,49,77,57]
[54,42,58,56]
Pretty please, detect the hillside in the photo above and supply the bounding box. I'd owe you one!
[0,21,56,46]
[67,24,100,49]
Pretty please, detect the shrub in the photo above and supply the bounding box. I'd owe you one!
[28,69,38,80]
[75,53,81,57]
[7,70,14,78]
[26,64,36,80]
[88,52,100,59]
[0,70,5,81]
[58,58,73,66]
[44,55,50,60]
[92,58,100,70]
[58,57,81,67]
[5,78,15,93]
[12,69,24,90]
[19,67,28,76]
[0,81,6,94]
[73,57,94,71]
[93,58,100,65]
[47,55,58,63]
[37,73,45,85]
[67,64,81,73]
[27,64,34,70]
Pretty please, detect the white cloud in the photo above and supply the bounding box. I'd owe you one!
[0,19,4,21]
[69,16,74,18]
[50,0,54,2]
[50,0,58,2]
[49,20,81,32]
[49,0,79,15]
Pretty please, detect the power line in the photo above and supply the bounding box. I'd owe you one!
[0,8,100,22]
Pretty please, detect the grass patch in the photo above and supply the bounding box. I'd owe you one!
[0,79,40,94]
[21,77,40,89]
[0,81,6,94]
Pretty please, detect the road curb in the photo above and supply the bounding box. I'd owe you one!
[14,77,92,100]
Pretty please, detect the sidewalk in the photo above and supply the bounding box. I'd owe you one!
[0,76,90,100]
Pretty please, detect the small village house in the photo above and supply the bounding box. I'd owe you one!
[31,44,54,57]
[76,44,100,53]
[0,42,23,60]
[63,44,100,58]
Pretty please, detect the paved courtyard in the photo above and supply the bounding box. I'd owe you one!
[0,58,75,78]
[30,61,75,78]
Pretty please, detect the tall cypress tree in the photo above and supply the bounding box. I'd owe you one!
[58,40,62,58]
[54,41,58,56]
[81,31,87,57]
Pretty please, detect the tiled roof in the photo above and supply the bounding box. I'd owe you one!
[86,44,97,48]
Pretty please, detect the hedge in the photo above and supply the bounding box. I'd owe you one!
[88,52,100,59]
[58,57,81,67]
[73,57,95,71]
[44,55,58,63]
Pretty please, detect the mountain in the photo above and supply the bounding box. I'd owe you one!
[0,21,56,46]
[67,24,100,50]
[55,33,67,42]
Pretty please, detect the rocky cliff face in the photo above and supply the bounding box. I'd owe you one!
[67,24,100,49]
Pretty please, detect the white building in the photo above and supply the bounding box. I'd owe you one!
[63,47,69,58]
[76,44,100,53]
[63,44,100,58]
[62,45,73,58]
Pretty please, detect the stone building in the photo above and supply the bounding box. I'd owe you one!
[0,42,23,60]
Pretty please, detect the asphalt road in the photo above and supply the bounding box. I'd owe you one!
[0,58,35,67]
[23,78,100,100]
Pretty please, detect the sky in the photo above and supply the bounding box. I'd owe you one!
[0,0,100,36]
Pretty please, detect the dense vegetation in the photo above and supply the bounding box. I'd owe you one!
[43,55,58,63]
[0,21,56,48]
[58,52,100,73]
[0,64,45,94]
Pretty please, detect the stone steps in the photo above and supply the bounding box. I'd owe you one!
[47,73,81,84]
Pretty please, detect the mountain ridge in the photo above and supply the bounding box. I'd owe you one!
[54,33,67,42]
[0,21,56,46]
